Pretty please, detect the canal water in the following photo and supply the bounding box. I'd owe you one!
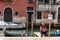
[0,29,26,37]
[0,28,40,37]
[0,28,57,37]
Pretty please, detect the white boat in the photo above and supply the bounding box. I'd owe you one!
[0,21,25,28]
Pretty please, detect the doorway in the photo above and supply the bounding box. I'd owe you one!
[4,7,12,22]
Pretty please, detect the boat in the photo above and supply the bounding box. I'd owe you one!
[4,31,25,37]
[3,27,25,37]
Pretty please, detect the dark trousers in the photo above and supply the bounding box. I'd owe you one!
[41,31,47,37]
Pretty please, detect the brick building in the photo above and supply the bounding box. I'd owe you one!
[0,0,36,23]
[0,0,60,24]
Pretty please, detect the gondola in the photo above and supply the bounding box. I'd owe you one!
[4,31,25,37]
[3,27,25,37]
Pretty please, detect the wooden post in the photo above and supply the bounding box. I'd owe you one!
[48,12,52,37]
[31,15,34,36]
[48,0,52,36]
[48,19,51,37]
[25,14,28,36]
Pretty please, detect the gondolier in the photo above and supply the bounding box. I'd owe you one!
[40,22,48,37]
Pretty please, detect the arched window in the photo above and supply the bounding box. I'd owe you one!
[4,7,12,22]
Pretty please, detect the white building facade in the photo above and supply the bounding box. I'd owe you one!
[35,0,60,24]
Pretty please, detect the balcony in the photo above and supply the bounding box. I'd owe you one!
[37,0,50,4]
[37,4,57,11]
[0,0,12,2]
[37,0,60,5]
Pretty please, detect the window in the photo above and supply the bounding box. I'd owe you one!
[44,0,49,4]
[51,12,55,19]
[0,12,1,15]
[27,12,33,15]
[27,7,33,14]
[27,7,33,11]
[15,11,18,16]
[38,0,43,3]
[38,0,43,4]
[42,11,55,19]
[53,0,56,4]
[27,7,33,22]
[28,0,33,3]
[38,0,50,4]
[37,11,42,19]
[27,12,33,22]
[43,11,49,19]
[27,7,33,12]
[38,0,43,2]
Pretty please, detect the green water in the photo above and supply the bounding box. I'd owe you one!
[0,30,4,37]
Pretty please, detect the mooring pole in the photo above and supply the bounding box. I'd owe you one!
[26,14,28,36]
[31,15,34,36]
[48,19,51,37]
[48,13,52,37]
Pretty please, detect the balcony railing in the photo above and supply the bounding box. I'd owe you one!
[37,0,60,5]
[0,0,12,2]
[37,4,57,11]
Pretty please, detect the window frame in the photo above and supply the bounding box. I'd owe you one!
[28,0,34,3]
[38,0,56,4]
[51,12,55,19]
[27,7,34,12]
[36,11,42,19]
